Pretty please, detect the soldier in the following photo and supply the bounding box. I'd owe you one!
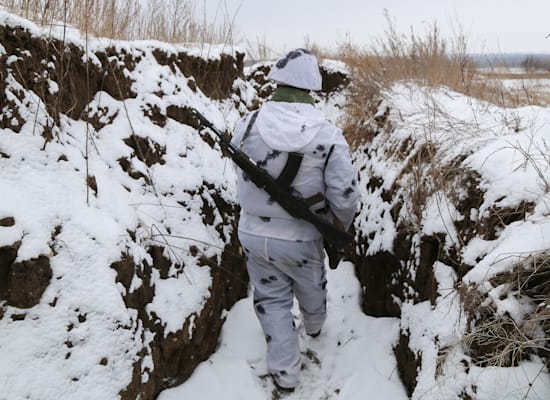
[231,48,359,392]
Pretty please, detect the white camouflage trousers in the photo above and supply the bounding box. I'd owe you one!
[238,232,327,388]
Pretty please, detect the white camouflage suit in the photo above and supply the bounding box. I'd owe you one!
[231,49,359,390]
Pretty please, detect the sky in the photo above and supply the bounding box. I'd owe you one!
[201,0,550,56]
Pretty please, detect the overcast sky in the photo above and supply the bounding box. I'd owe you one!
[201,0,550,55]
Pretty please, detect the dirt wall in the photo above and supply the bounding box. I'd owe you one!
[0,22,249,399]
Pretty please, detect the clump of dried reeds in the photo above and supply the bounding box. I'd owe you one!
[0,0,238,45]
[462,252,550,368]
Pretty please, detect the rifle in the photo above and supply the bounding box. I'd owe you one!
[193,109,353,268]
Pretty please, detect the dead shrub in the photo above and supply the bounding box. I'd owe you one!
[462,252,550,367]
[464,314,544,367]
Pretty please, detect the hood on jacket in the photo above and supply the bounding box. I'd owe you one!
[267,48,322,91]
[255,101,326,152]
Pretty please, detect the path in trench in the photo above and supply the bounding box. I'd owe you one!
[158,261,408,400]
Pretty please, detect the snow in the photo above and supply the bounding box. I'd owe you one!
[361,83,550,283]
[0,11,245,398]
[158,262,407,400]
[146,265,212,336]
[321,59,350,75]
[464,219,550,283]
[352,82,550,399]
[0,8,244,62]
[422,192,461,245]
[1,8,550,400]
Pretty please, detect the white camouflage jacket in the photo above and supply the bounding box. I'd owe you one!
[231,97,359,242]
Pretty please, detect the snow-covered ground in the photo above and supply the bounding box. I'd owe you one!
[0,9,249,399]
[158,261,407,400]
[353,82,550,400]
[1,9,550,400]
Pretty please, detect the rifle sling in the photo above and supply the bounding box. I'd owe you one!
[241,111,304,190]
[236,110,345,241]
[276,152,303,188]
[239,111,259,148]
[193,108,352,247]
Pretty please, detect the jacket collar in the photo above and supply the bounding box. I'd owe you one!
[270,86,315,105]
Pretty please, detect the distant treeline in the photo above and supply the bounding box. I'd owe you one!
[472,53,550,70]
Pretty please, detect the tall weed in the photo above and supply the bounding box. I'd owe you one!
[340,12,550,147]
[0,0,238,45]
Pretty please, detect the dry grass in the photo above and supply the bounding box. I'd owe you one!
[480,71,550,80]
[337,15,473,147]
[340,15,473,98]
[464,314,548,367]
[475,70,550,108]
[340,17,550,370]
[462,252,550,368]
[0,0,238,45]
[339,13,550,147]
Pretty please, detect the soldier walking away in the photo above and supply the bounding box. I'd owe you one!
[231,48,359,392]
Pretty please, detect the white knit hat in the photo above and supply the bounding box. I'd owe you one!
[267,48,322,91]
